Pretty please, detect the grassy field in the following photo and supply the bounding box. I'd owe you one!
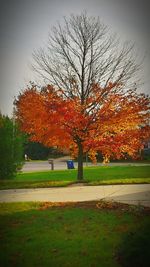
[0,165,150,189]
[0,201,150,267]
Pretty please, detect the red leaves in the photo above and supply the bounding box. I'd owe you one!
[15,83,150,161]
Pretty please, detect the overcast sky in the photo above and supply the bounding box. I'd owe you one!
[0,0,150,116]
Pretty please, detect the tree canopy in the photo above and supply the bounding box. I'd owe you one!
[15,13,150,180]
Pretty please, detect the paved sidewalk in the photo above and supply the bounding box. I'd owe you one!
[0,184,150,207]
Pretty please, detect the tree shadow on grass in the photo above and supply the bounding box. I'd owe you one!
[117,220,150,267]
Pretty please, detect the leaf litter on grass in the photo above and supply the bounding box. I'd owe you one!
[38,200,150,214]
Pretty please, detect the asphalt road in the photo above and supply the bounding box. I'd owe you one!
[22,158,150,172]
[1,184,150,207]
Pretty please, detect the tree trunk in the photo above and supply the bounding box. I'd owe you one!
[77,142,84,181]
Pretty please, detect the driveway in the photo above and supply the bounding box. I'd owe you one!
[0,184,150,207]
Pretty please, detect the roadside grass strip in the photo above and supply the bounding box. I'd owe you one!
[0,165,150,189]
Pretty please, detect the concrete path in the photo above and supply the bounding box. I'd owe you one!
[0,184,150,207]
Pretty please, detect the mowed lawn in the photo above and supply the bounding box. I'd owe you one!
[0,201,150,267]
[0,165,150,189]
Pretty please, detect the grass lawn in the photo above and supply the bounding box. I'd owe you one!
[0,165,150,189]
[0,201,150,267]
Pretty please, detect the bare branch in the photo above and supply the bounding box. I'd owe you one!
[32,12,142,103]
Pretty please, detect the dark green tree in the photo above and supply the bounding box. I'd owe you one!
[0,113,24,179]
[24,141,52,160]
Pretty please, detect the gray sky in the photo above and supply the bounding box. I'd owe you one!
[0,0,150,116]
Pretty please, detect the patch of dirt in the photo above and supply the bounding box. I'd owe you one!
[38,200,150,213]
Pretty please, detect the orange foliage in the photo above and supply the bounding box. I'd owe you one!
[15,83,150,161]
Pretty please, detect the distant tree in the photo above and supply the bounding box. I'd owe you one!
[16,13,150,180]
[0,113,24,179]
[24,141,52,160]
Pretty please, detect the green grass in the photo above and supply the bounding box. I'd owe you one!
[0,201,149,267]
[0,165,150,189]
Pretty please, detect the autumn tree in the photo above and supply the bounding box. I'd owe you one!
[15,13,150,180]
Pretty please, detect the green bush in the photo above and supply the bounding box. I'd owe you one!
[0,114,24,179]
[118,221,150,267]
